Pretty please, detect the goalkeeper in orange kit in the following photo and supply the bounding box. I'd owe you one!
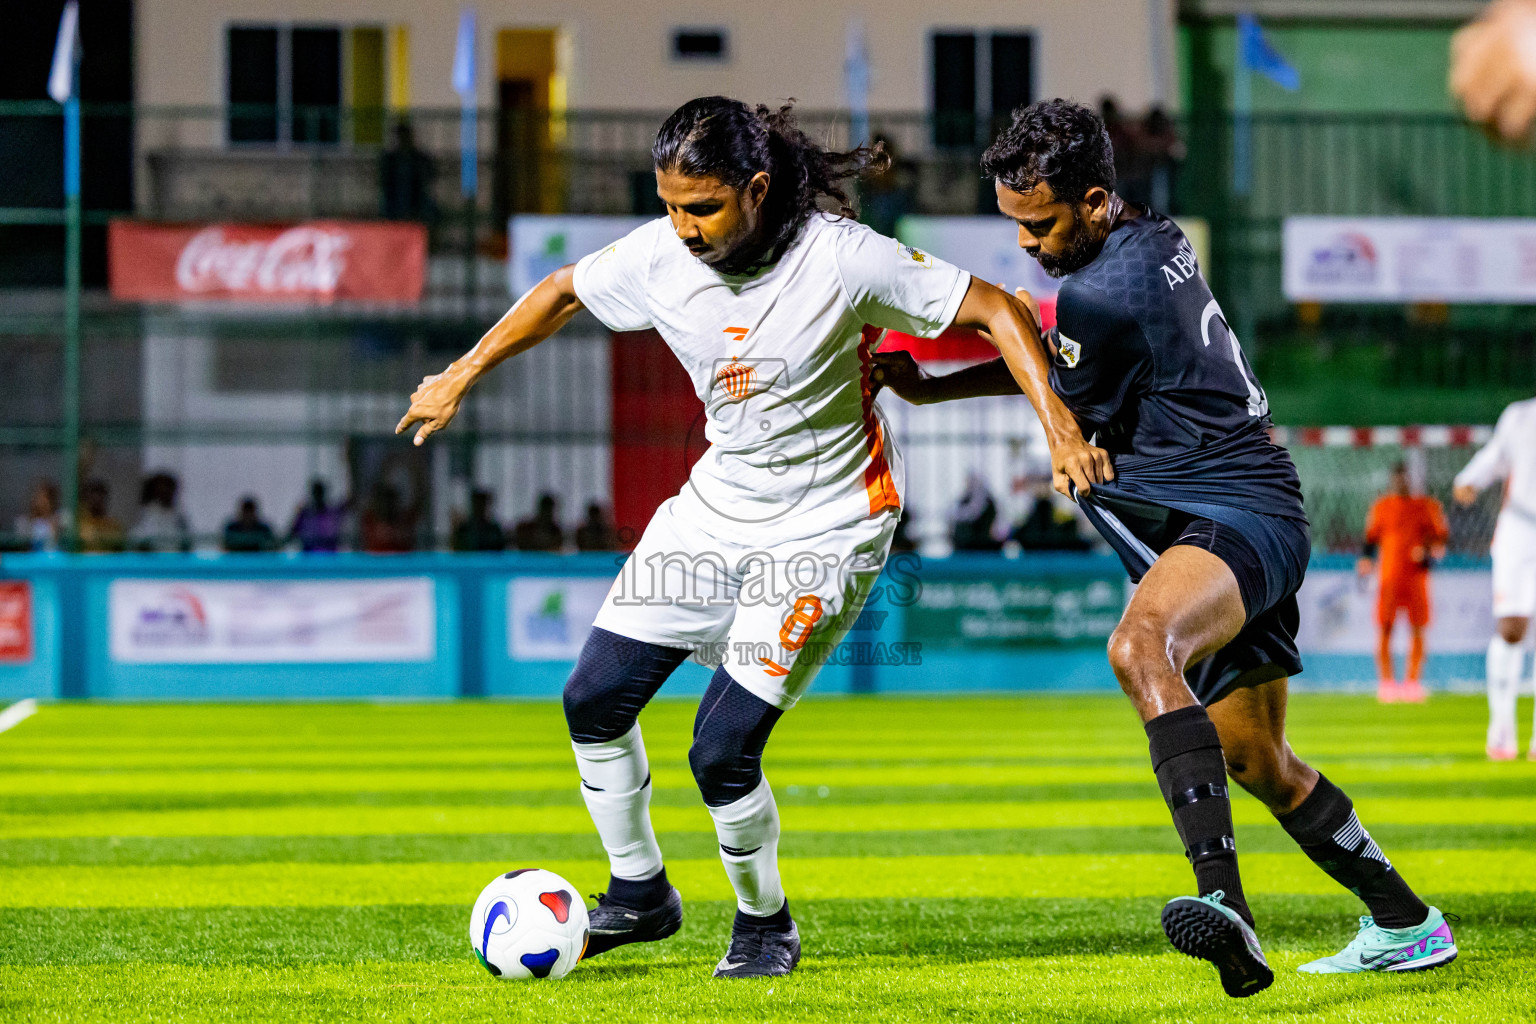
[1360,462,1450,703]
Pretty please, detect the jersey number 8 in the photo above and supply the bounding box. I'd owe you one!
[778,595,825,651]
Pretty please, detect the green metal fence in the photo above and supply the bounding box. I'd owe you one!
[4,102,1536,548]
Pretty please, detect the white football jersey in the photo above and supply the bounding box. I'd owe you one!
[573,213,971,540]
[1455,396,1536,530]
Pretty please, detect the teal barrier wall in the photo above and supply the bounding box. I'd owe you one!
[0,552,1493,701]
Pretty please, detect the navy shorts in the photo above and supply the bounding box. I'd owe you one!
[1079,491,1311,707]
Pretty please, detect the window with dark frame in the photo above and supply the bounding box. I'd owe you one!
[226,24,343,146]
[671,28,728,62]
[228,27,280,143]
[931,30,1034,148]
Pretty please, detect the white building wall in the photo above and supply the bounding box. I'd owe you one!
[137,0,1169,114]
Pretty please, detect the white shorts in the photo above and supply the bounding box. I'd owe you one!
[592,496,899,710]
[1491,512,1536,619]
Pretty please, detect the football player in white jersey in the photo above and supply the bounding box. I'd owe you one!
[1454,396,1536,759]
[397,96,1111,978]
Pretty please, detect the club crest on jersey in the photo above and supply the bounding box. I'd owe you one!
[710,357,785,401]
[1058,334,1082,368]
[715,360,758,400]
[898,243,934,268]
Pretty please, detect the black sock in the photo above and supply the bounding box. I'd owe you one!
[1145,705,1253,927]
[1276,774,1429,929]
[606,866,670,910]
[734,899,792,933]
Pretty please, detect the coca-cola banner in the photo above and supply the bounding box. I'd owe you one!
[108,220,427,303]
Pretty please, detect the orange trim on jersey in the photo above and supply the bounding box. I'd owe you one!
[857,325,901,516]
[760,658,791,677]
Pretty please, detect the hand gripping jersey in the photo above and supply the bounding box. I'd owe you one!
[1046,210,1306,528]
[1455,396,1536,616]
[1043,210,1311,705]
[574,213,971,541]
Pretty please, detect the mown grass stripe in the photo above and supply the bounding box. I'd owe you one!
[8,773,1536,819]
[3,849,1531,908]
[8,795,1535,840]
[7,756,1529,796]
[4,893,1534,968]
[7,822,1536,868]
[5,954,1536,1024]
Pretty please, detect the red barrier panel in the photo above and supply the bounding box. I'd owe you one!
[877,297,1056,361]
[108,220,427,303]
[609,330,705,541]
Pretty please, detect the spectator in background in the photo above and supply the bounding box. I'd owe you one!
[513,492,565,552]
[1099,95,1145,199]
[950,472,1002,552]
[452,490,506,552]
[223,496,277,553]
[381,120,437,222]
[77,479,125,553]
[287,479,346,553]
[360,483,418,553]
[129,472,192,553]
[890,510,918,554]
[1012,483,1093,552]
[1141,106,1186,213]
[14,480,62,552]
[575,502,619,552]
[860,134,915,239]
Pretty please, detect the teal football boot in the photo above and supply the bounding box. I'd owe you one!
[1298,907,1458,974]
[1162,891,1274,997]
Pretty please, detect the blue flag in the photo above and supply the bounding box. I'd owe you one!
[48,1,79,103]
[452,9,478,197]
[1237,13,1299,92]
[452,9,477,99]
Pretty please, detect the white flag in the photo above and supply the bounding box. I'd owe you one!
[452,9,477,99]
[48,1,80,104]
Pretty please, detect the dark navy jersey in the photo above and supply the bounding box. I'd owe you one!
[1047,210,1307,523]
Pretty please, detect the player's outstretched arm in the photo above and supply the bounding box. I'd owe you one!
[949,278,1114,496]
[1452,406,1513,504]
[396,265,584,446]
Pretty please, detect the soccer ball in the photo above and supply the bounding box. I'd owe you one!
[469,868,590,980]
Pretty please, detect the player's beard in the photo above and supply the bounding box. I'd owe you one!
[1035,211,1104,278]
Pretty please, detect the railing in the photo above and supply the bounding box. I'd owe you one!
[3,102,1536,555]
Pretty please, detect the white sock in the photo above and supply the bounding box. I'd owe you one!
[1487,637,1522,750]
[707,776,786,917]
[572,724,663,881]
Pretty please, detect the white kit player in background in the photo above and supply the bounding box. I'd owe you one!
[1454,396,1536,760]
[397,97,1109,978]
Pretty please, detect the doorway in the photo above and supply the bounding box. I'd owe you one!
[495,28,562,225]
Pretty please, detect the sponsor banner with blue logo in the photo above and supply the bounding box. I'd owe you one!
[507,576,611,661]
[1284,216,1536,303]
[108,578,436,664]
[508,216,648,298]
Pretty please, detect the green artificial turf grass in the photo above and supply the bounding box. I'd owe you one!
[1,694,1532,1023]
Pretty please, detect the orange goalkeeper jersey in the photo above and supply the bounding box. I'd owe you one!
[1365,494,1449,578]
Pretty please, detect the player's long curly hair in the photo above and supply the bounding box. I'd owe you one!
[652,96,889,275]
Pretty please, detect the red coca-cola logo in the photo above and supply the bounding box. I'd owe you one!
[110,219,426,303]
[174,226,353,295]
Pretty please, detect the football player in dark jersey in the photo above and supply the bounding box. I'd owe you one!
[871,99,1457,996]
